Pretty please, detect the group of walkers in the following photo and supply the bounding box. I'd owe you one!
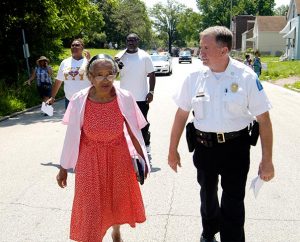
[26,26,274,242]
[243,51,262,77]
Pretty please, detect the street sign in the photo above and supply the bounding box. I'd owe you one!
[23,43,30,58]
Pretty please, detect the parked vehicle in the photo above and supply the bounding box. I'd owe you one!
[150,54,172,75]
[179,51,192,63]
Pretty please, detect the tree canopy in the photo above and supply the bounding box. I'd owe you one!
[196,0,276,29]
[0,0,103,84]
[0,0,281,85]
[0,0,153,85]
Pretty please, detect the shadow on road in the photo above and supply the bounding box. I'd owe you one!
[0,102,65,127]
[151,167,161,173]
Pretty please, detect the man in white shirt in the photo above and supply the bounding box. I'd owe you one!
[168,26,274,242]
[115,33,156,158]
[47,38,91,109]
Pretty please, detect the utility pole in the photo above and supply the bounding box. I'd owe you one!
[22,29,30,78]
[230,0,233,31]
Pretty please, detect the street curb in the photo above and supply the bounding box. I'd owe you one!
[0,97,64,122]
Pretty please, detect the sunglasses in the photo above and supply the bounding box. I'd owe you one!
[93,75,116,82]
[71,43,81,47]
[126,38,138,42]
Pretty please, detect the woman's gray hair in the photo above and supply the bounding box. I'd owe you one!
[86,54,119,75]
[200,26,233,51]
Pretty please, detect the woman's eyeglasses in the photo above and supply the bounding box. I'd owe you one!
[93,75,116,82]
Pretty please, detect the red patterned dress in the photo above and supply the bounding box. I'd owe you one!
[70,97,146,242]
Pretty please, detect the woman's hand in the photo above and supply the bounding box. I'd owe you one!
[23,80,31,86]
[46,97,55,105]
[83,49,91,60]
[56,167,68,188]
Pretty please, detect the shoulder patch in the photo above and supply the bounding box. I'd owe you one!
[256,78,263,91]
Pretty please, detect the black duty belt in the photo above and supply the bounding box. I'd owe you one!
[195,127,248,147]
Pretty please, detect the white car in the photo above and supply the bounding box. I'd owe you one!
[150,55,172,75]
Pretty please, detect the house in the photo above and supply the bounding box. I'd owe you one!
[279,0,300,60]
[251,16,286,56]
[241,20,255,52]
[231,15,256,50]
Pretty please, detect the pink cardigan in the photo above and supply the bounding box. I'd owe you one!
[59,85,150,172]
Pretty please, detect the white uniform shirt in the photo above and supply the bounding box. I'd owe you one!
[173,57,272,133]
[56,57,91,100]
[117,48,154,101]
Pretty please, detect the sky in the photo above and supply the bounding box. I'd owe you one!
[141,0,290,12]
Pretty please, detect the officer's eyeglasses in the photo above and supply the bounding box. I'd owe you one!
[93,74,116,82]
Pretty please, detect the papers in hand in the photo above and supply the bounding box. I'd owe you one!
[250,175,264,198]
[41,102,53,116]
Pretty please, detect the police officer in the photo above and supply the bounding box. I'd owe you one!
[168,26,274,242]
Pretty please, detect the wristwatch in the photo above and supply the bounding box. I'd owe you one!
[149,91,154,95]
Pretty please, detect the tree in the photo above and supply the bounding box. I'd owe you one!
[0,0,103,85]
[196,0,232,28]
[111,0,153,48]
[95,0,119,47]
[274,4,289,16]
[150,0,186,53]
[176,8,202,46]
[196,0,276,29]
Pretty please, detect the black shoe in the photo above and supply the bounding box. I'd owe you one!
[200,236,218,242]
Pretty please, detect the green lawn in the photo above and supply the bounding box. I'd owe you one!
[59,48,119,61]
[260,56,300,81]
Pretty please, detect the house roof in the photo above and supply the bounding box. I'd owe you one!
[256,16,286,32]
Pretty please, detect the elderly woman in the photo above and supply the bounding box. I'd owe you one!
[25,56,53,102]
[56,54,150,242]
[47,38,91,109]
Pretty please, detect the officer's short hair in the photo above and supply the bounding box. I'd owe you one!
[200,26,232,51]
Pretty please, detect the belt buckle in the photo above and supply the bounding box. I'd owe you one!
[216,133,225,143]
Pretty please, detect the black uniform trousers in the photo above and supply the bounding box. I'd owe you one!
[193,133,250,242]
[137,101,150,146]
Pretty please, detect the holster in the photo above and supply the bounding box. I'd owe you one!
[186,122,196,152]
[249,120,259,146]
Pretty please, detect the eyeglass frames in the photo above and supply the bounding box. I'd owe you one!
[93,74,116,82]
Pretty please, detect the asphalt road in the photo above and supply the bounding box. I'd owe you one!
[0,57,300,242]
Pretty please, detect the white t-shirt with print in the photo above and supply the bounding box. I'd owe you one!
[117,49,154,101]
[56,57,91,100]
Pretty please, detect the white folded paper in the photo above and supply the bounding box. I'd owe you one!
[250,175,264,198]
[41,102,53,116]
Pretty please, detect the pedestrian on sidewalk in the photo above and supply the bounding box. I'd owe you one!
[253,50,262,77]
[115,33,156,163]
[168,26,274,242]
[56,54,150,242]
[24,56,53,103]
[46,38,91,109]
[243,54,252,68]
